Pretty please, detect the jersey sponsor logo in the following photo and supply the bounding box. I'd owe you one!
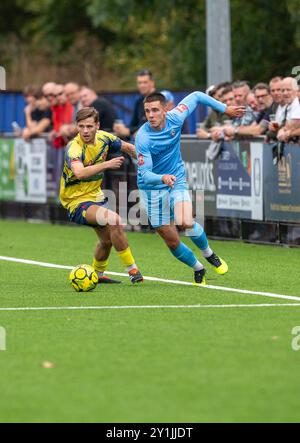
[176,104,188,113]
[138,154,145,166]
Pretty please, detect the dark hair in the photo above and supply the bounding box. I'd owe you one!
[216,81,232,91]
[137,69,153,79]
[143,92,166,105]
[76,107,99,123]
[253,82,270,94]
[34,89,45,99]
[222,85,234,96]
[23,85,40,97]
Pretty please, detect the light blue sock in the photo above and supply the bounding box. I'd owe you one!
[169,242,199,269]
[188,222,210,252]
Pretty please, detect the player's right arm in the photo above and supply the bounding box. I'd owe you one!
[71,157,124,180]
[67,140,124,180]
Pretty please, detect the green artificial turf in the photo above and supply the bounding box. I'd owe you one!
[0,219,300,422]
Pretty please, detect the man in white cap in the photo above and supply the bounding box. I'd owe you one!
[160,90,175,111]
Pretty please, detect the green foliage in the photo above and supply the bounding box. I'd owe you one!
[287,0,300,48]
[231,0,300,83]
[0,0,37,38]
[86,0,206,88]
[1,0,300,89]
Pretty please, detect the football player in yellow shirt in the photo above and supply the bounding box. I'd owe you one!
[60,107,143,284]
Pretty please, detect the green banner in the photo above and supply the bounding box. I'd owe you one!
[0,138,16,200]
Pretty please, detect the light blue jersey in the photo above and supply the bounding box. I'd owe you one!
[135,91,227,190]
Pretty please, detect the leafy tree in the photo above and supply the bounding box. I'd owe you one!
[231,0,300,84]
[1,0,300,89]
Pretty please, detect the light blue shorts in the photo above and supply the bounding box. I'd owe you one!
[139,183,191,228]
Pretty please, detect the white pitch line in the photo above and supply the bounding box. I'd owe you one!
[0,303,300,312]
[0,255,300,303]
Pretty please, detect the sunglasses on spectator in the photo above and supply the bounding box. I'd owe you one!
[44,91,64,98]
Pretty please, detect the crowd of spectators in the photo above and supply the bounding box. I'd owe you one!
[196,76,300,144]
[19,71,172,145]
[8,72,300,201]
[19,81,119,146]
[18,73,300,150]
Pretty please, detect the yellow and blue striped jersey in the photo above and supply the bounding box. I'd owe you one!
[59,130,122,213]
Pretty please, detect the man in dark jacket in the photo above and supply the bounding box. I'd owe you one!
[79,86,116,132]
[113,69,156,138]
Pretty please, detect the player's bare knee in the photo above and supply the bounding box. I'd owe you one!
[166,238,180,249]
[110,223,124,235]
[108,212,123,226]
[179,221,194,230]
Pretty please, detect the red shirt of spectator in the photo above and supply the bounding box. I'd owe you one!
[52,85,74,149]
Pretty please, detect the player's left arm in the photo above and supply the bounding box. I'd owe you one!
[105,132,137,159]
[170,91,245,125]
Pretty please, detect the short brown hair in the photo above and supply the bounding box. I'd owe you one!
[137,69,153,79]
[34,89,45,99]
[23,85,39,97]
[76,107,99,123]
[144,92,166,105]
[222,85,234,96]
[253,83,270,94]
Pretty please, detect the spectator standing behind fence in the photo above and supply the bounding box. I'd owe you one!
[267,77,286,139]
[225,83,274,138]
[50,84,73,148]
[59,82,82,140]
[23,84,39,121]
[276,77,300,142]
[231,81,258,127]
[42,82,57,107]
[232,81,250,106]
[208,86,237,142]
[65,82,82,120]
[269,77,284,111]
[20,84,38,135]
[246,92,260,120]
[196,83,231,139]
[79,86,116,132]
[22,89,52,140]
[113,69,156,138]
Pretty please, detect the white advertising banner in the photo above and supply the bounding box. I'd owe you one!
[14,138,47,203]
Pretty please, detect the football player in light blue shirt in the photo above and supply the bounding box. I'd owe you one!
[135,91,245,285]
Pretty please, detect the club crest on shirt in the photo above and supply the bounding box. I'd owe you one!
[176,104,188,113]
[138,154,145,166]
[171,129,176,137]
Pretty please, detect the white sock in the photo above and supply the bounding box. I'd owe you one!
[202,247,213,258]
[127,264,137,273]
[193,261,204,271]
